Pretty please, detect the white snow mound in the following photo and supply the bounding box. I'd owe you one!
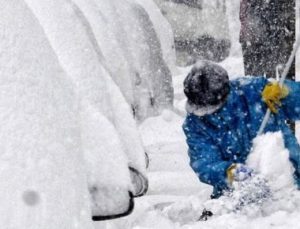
[247,131,295,191]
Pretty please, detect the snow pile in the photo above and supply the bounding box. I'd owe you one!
[161,196,205,224]
[247,131,295,191]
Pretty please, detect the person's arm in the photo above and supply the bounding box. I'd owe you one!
[183,117,232,191]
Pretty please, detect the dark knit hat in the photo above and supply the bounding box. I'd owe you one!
[184,60,230,107]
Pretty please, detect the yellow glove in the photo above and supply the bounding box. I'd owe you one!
[226,164,237,184]
[262,82,289,113]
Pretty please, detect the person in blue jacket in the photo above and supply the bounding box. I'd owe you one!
[182,60,300,198]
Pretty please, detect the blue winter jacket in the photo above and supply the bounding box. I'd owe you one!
[183,77,300,198]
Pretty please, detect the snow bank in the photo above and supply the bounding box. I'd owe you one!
[0,0,93,228]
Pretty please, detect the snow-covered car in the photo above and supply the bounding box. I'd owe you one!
[153,0,231,66]
[25,0,150,220]
[135,0,178,76]
[1,0,180,225]
[1,0,158,226]
[0,1,94,228]
[90,0,174,121]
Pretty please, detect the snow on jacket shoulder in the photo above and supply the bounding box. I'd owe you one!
[183,77,300,198]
